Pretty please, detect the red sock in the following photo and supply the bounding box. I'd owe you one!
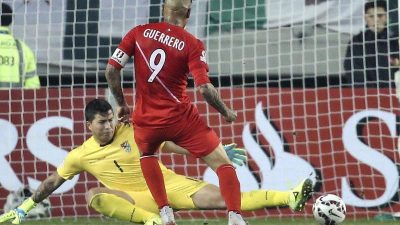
[140,156,168,209]
[216,164,241,213]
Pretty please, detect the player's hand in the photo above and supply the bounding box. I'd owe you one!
[223,109,237,123]
[224,143,247,166]
[116,103,131,124]
[0,209,26,224]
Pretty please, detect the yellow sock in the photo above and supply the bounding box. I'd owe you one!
[89,193,158,223]
[241,190,290,211]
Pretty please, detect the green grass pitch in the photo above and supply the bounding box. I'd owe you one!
[18,218,400,225]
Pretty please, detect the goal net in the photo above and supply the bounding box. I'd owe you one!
[0,0,399,221]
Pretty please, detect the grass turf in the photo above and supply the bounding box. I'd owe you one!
[17,218,400,225]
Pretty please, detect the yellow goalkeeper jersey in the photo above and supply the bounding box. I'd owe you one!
[57,124,171,191]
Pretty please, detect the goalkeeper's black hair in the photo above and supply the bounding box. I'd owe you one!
[1,3,13,26]
[85,99,113,122]
[365,0,387,13]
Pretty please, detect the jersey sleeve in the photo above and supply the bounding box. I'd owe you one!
[57,148,83,180]
[188,39,210,86]
[108,28,137,69]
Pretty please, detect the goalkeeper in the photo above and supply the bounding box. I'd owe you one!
[0,99,313,225]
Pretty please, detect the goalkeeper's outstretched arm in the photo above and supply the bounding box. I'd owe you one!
[31,172,66,203]
[0,172,66,224]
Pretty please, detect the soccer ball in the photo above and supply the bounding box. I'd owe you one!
[312,194,346,225]
[4,187,51,218]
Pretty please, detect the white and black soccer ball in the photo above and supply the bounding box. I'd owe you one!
[313,194,346,225]
[3,187,51,218]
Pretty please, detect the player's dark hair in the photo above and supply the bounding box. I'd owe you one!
[1,3,13,26]
[365,0,387,13]
[85,99,113,122]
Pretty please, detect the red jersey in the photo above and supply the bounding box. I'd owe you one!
[108,22,210,127]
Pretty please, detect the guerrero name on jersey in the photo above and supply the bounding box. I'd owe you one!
[108,22,211,127]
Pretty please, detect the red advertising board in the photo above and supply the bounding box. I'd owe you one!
[0,88,399,218]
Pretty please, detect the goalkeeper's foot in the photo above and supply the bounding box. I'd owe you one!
[288,178,314,211]
[145,217,162,225]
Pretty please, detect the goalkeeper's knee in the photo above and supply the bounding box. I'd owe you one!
[88,193,158,223]
[88,193,118,217]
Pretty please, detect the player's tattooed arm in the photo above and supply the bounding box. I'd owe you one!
[31,172,66,203]
[105,64,126,106]
[198,83,237,122]
[106,64,131,123]
[199,83,228,115]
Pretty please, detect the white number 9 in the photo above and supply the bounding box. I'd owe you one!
[148,49,166,82]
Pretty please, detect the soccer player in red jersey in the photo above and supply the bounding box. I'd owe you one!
[105,0,245,224]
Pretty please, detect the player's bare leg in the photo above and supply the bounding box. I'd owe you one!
[202,143,246,225]
[191,184,226,209]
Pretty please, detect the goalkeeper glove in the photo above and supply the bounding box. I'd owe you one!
[223,143,247,166]
[0,198,37,224]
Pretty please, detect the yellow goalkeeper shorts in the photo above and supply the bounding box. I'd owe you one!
[125,171,208,213]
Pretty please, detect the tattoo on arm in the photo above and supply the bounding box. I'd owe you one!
[199,83,228,116]
[31,173,65,203]
[105,65,125,106]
